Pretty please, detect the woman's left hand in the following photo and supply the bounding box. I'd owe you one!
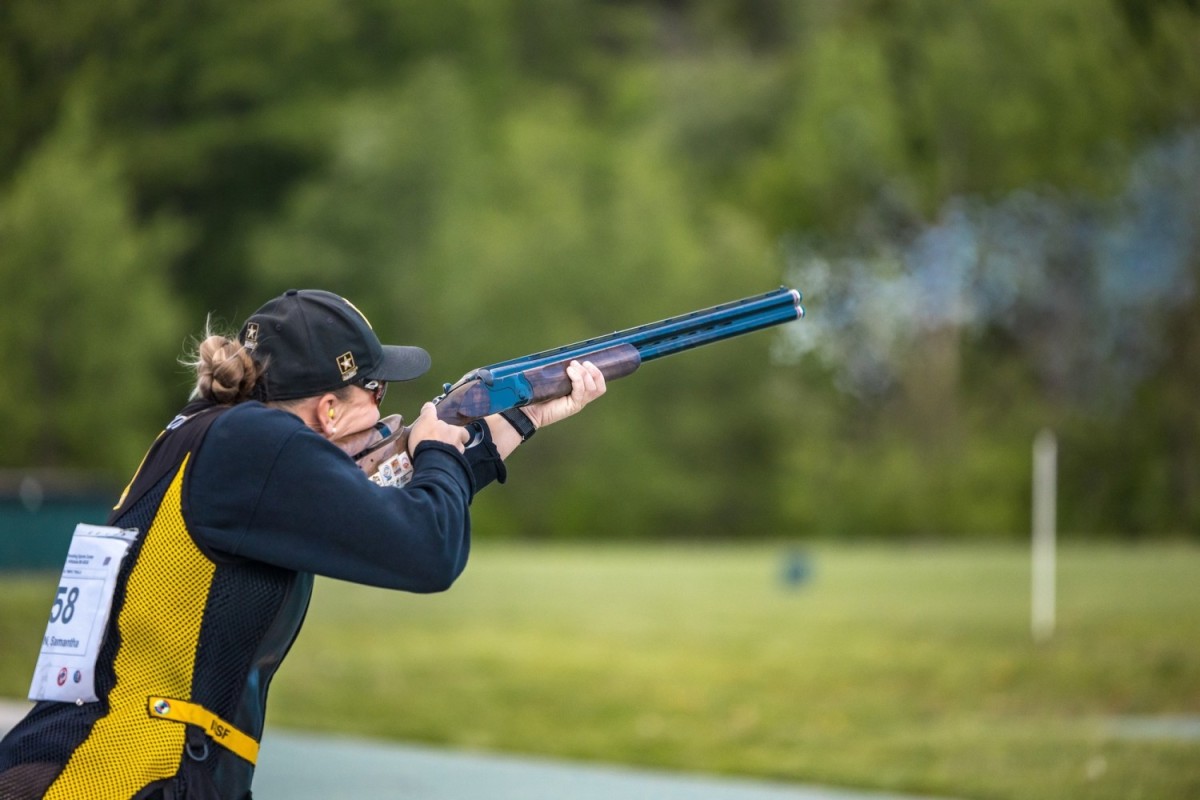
[522,360,607,430]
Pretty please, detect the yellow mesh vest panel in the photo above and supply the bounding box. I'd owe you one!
[46,456,216,799]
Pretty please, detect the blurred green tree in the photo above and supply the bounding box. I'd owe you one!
[0,88,188,474]
[1,0,1198,537]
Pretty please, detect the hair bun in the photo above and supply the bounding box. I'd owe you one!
[187,331,262,404]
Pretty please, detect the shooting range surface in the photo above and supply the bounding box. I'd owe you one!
[4,699,1198,799]
[0,699,948,800]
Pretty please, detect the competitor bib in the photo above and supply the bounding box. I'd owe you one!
[28,523,139,704]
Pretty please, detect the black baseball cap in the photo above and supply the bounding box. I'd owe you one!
[239,289,431,401]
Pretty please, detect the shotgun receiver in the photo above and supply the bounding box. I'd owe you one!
[341,287,804,485]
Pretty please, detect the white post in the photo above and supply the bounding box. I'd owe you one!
[1031,429,1057,643]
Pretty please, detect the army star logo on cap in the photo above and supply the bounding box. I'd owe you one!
[244,322,259,351]
[337,351,358,380]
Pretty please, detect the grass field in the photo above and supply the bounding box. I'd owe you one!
[2,541,1198,799]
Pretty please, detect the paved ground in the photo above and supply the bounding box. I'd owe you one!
[1,699,952,800]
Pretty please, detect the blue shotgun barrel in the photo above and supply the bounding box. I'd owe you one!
[484,287,804,379]
[433,286,804,422]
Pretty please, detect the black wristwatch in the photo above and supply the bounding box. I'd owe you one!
[499,408,538,442]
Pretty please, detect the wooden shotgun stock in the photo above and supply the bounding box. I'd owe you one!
[331,415,414,486]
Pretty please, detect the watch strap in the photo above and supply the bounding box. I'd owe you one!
[499,408,537,442]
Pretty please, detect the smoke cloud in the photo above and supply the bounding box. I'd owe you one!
[779,129,1200,406]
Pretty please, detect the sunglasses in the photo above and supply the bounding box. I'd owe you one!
[359,378,388,406]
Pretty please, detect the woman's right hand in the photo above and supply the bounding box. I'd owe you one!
[407,402,469,454]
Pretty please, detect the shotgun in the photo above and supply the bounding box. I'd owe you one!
[338,287,804,485]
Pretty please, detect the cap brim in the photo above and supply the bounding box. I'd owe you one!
[372,345,432,382]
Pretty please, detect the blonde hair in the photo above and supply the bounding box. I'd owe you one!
[182,319,263,404]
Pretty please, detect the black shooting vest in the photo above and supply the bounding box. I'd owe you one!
[0,403,314,800]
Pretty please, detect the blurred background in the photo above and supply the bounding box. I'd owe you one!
[3,3,1200,799]
[1,0,1199,545]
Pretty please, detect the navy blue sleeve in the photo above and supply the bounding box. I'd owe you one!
[185,403,477,593]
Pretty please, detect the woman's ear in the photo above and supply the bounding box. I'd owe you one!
[315,393,340,437]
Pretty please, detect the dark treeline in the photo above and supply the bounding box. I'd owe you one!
[2,0,1198,539]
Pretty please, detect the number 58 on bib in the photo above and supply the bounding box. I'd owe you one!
[28,523,139,704]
